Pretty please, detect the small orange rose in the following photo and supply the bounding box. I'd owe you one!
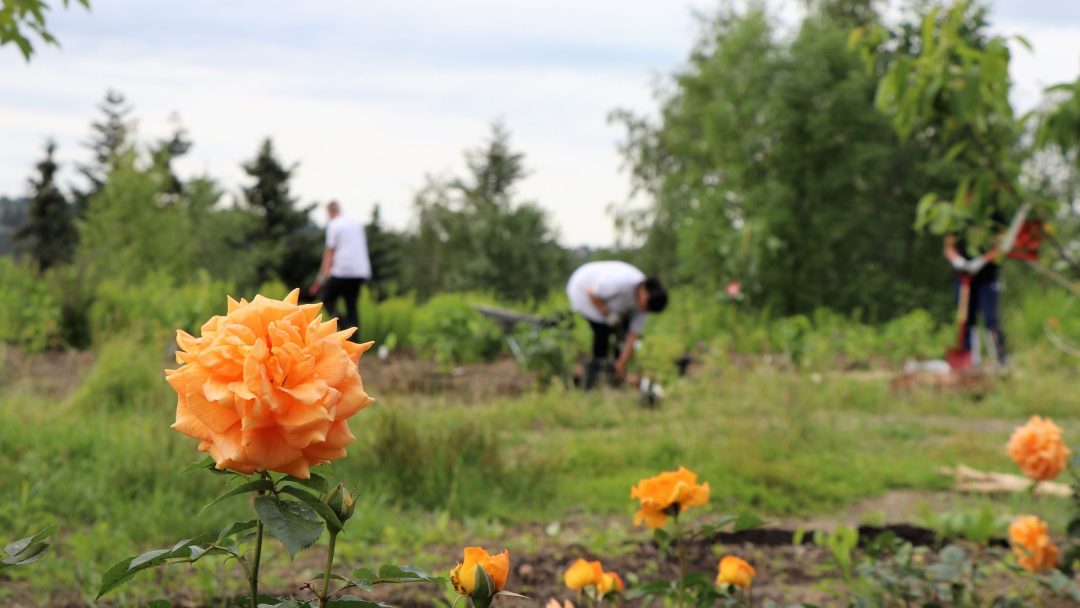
[450,547,510,596]
[1009,515,1059,574]
[1007,416,1070,481]
[716,555,756,590]
[597,570,623,595]
[165,289,373,478]
[630,466,710,528]
[563,559,603,590]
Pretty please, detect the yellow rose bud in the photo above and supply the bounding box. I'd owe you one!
[597,570,623,595]
[563,559,602,590]
[450,547,509,597]
[716,556,756,590]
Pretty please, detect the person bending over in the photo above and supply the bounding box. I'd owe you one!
[566,260,668,389]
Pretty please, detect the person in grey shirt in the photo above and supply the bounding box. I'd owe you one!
[566,261,668,389]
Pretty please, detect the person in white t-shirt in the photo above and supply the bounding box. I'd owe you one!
[566,260,668,389]
[309,201,372,335]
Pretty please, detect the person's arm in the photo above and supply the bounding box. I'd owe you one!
[944,235,967,271]
[587,286,608,316]
[309,248,334,295]
[614,330,638,379]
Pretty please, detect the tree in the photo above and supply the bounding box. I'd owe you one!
[406,124,570,302]
[74,90,135,217]
[613,2,954,319]
[152,112,194,198]
[364,204,407,300]
[240,138,320,290]
[15,140,76,271]
[0,0,89,61]
[78,150,195,283]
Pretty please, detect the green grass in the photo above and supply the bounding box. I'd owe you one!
[1,335,1078,605]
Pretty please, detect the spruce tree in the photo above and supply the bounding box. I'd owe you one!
[16,140,76,272]
[74,89,134,216]
[241,138,319,289]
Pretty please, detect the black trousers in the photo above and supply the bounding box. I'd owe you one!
[587,319,628,360]
[322,277,364,335]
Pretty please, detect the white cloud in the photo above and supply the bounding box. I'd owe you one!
[2,0,1080,247]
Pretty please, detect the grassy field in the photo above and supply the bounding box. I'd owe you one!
[2,331,1076,605]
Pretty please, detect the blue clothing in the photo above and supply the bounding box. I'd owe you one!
[956,276,1007,364]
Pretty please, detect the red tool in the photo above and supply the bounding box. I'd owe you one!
[946,273,973,371]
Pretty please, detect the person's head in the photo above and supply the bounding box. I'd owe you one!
[637,277,668,313]
[326,200,341,219]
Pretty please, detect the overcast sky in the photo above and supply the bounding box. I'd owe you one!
[3,1,1079,246]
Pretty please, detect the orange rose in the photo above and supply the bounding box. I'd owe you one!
[563,559,603,590]
[1007,416,1070,481]
[716,556,756,590]
[630,466,711,528]
[450,547,510,597]
[597,570,623,595]
[1009,515,1059,574]
[166,289,373,478]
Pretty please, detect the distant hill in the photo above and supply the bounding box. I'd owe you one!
[0,196,28,256]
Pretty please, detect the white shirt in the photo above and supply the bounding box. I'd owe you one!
[326,215,372,279]
[566,261,648,334]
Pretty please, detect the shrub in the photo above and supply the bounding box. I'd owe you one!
[88,271,233,342]
[412,293,504,365]
[69,334,172,412]
[0,258,61,352]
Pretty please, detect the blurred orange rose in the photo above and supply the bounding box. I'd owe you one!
[450,546,510,596]
[597,570,623,595]
[166,289,373,478]
[1009,515,1059,573]
[1007,416,1070,481]
[630,466,710,528]
[563,559,602,590]
[716,555,756,589]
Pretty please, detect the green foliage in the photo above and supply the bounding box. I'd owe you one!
[411,293,504,365]
[613,4,953,319]
[69,334,170,412]
[407,123,570,303]
[0,257,61,351]
[860,0,1035,247]
[87,271,232,340]
[0,0,89,60]
[356,290,416,347]
[78,150,197,284]
[352,407,552,517]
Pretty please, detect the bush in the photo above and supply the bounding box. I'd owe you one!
[88,271,233,342]
[70,334,171,412]
[356,290,416,348]
[412,293,504,365]
[0,258,61,352]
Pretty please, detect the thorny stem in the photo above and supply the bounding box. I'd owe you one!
[318,531,339,607]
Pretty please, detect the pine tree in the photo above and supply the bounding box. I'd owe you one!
[16,140,76,272]
[241,138,319,289]
[74,89,134,216]
[365,204,406,300]
[152,113,193,198]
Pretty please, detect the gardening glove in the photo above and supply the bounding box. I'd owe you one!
[605,311,623,327]
[949,255,968,272]
[965,256,988,275]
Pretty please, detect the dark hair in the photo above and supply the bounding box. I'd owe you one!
[642,277,668,313]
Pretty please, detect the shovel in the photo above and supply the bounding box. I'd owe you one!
[946,273,973,371]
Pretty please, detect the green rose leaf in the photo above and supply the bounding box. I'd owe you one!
[97,532,226,598]
[278,485,344,533]
[283,472,329,493]
[254,495,323,559]
[733,512,765,532]
[1,524,58,570]
[200,478,276,514]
